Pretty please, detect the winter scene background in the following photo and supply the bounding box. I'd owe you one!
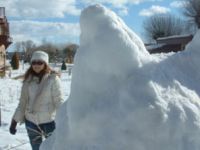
[1,4,200,150]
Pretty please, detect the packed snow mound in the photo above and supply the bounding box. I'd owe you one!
[79,4,151,76]
[41,4,200,150]
[185,29,200,53]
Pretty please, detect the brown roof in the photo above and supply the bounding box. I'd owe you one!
[146,34,193,54]
[157,34,193,45]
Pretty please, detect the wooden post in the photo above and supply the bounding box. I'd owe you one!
[3,48,6,76]
[0,45,6,77]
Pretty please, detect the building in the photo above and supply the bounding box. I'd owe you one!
[0,7,12,77]
[146,34,193,54]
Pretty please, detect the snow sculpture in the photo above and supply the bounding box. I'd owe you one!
[41,4,200,150]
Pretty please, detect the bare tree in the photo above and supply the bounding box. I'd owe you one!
[62,43,79,63]
[143,14,186,42]
[183,0,200,29]
[22,40,36,62]
[14,40,36,62]
[36,43,59,62]
[14,42,21,52]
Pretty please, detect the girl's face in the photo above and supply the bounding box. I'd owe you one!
[31,60,45,73]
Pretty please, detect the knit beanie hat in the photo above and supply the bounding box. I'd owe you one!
[31,51,49,64]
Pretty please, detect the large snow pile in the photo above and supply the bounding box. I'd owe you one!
[41,4,200,150]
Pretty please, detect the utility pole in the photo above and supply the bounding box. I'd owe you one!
[23,46,26,70]
[3,48,6,76]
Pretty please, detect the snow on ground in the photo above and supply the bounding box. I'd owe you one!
[0,63,71,150]
[40,4,200,150]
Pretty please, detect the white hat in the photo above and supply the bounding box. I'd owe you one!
[31,51,49,64]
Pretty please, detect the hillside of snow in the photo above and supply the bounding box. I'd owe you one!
[41,4,200,150]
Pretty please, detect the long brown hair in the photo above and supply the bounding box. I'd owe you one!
[23,63,58,82]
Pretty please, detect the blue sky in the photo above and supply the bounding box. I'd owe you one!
[0,0,186,51]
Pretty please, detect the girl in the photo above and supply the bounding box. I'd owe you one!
[9,51,64,150]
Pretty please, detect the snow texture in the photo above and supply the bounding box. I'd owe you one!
[41,4,200,150]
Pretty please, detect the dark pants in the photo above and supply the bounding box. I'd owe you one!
[25,119,55,150]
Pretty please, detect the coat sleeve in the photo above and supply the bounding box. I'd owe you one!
[12,82,28,124]
[52,75,64,109]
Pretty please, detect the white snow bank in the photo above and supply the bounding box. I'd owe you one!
[41,4,200,150]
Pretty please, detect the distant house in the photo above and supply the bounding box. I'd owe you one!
[0,7,12,77]
[146,34,193,54]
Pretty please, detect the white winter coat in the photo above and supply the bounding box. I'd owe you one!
[13,73,64,125]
